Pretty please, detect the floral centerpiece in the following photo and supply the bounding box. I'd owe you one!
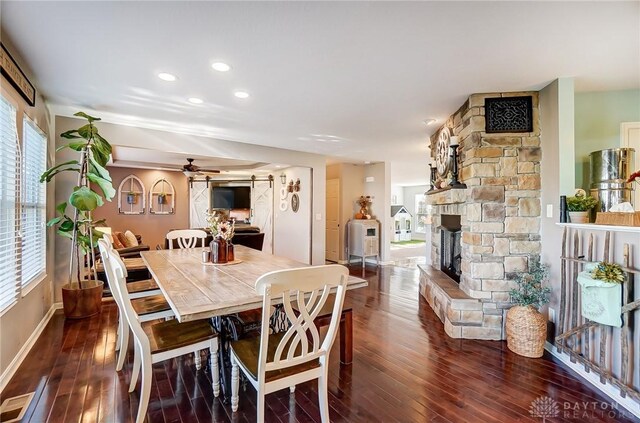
[205,210,235,240]
[205,210,235,263]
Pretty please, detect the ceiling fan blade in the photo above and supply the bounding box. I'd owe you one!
[198,168,221,174]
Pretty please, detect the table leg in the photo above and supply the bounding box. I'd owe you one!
[340,310,353,364]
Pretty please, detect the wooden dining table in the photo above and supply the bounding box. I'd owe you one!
[140,245,367,400]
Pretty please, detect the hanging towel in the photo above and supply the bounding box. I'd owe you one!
[576,263,622,328]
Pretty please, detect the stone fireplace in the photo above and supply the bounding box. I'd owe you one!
[419,92,541,340]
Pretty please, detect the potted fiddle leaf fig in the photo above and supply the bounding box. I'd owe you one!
[40,112,115,319]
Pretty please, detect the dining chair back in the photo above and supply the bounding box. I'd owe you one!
[98,239,220,423]
[230,264,349,422]
[166,229,207,249]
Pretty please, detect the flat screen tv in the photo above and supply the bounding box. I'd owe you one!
[212,186,251,209]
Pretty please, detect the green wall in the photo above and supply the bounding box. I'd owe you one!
[574,89,640,189]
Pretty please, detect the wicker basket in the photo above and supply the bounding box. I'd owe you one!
[505,305,547,358]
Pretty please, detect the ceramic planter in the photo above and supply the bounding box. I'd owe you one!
[61,280,104,319]
[569,211,589,223]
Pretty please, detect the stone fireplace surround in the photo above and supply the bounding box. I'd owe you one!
[419,92,542,340]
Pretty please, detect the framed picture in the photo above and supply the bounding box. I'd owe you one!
[291,193,299,213]
[0,43,36,106]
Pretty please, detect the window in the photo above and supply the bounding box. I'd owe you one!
[0,96,20,310]
[21,117,47,286]
[0,94,48,313]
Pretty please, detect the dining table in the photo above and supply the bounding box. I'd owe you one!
[140,245,368,401]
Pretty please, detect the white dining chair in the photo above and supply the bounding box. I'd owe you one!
[166,229,208,249]
[100,236,174,372]
[98,239,220,423]
[229,264,349,422]
[101,234,162,299]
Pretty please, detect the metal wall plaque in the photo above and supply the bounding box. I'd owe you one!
[485,96,533,133]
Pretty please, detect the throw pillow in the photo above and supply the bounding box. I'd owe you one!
[124,230,139,248]
[112,232,126,249]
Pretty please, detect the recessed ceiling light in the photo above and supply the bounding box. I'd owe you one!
[364,161,371,164]
[423,119,436,126]
[188,97,204,104]
[234,91,250,99]
[158,72,177,81]
[212,62,231,72]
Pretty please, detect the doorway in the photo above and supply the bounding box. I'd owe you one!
[325,178,340,262]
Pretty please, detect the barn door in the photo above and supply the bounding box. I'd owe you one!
[251,181,273,253]
[190,183,210,228]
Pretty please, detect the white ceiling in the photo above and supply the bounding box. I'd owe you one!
[109,146,273,173]
[2,1,639,186]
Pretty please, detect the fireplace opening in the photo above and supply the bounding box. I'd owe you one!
[440,214,462,283]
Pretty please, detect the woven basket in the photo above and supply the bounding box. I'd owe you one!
[505,305,547,358]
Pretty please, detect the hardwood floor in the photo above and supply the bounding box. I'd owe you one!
[3,264,638,422]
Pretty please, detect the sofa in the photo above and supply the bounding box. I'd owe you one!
[165,226,265,251]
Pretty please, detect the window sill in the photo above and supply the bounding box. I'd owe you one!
[21,272,47,297]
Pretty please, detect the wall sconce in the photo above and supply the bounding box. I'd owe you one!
[280,173,287,185]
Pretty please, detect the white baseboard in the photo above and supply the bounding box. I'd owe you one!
[0,302,61,393]
[544,341,640,418]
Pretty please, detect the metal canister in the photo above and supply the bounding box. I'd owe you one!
[202,249,211,263]
[589,148,635,212]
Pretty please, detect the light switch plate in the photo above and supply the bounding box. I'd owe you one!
[548,307,556,323]
[546,204,553,218]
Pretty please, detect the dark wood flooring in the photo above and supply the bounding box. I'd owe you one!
[3,264,639,422]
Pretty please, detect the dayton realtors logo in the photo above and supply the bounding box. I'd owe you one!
[529,395,632,421]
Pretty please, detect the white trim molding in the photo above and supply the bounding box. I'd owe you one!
[0,302,62,393]
[544,341,640,419]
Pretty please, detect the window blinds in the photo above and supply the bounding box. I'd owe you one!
[0,96,20,311]
[21,117,47,285]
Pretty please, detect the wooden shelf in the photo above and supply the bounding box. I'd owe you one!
[556,222,640,234]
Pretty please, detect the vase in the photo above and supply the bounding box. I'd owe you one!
[569,211,589,223]
[227,242,235,262]
[505,305,547,358]
[210,237,228,264]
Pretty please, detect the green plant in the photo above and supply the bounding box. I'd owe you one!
[40,112,114,286]
[509,258,551,308]
[566,195,598,211]
[591,262,625,284]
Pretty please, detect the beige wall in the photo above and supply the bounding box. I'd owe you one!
[326,163,365,262]
[0,36,55,386]
[364,162,391,262]
[92,167,189,249]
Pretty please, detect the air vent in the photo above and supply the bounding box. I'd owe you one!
[0,392,35,422]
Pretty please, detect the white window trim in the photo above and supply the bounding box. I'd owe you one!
[21,115,47,290]
[0,91,49,311]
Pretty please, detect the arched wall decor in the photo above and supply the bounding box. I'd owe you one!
[149,178,175,215]
[117,175,145,214]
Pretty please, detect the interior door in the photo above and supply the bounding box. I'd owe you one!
[251,181,273,253]
[189,183,210,228]
[326,178,340,262]
[621,122,640,207]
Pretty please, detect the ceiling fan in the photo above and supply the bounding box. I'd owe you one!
[182,158,221,177]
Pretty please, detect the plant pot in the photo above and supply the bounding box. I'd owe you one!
[126,193,137,204]
[505,305,547,358]
[61,280,104,319]
[158,194,166,205]
[568,211,589,223]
